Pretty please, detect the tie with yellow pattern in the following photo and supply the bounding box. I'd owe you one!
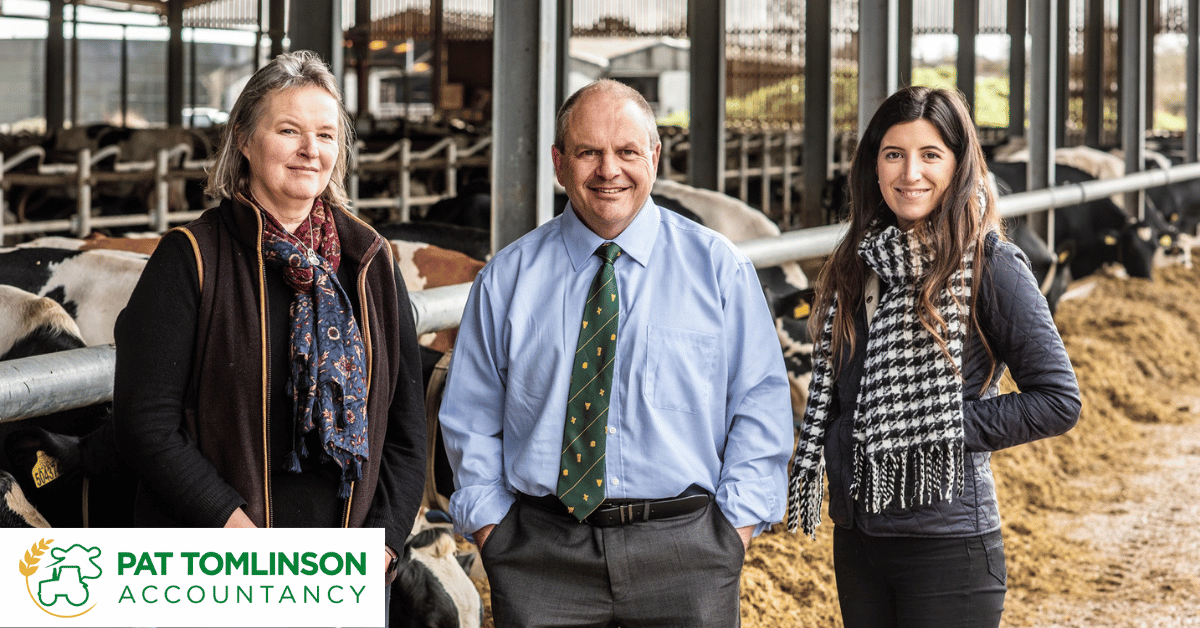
[557,242,622,520]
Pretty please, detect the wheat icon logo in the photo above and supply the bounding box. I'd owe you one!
[19,538,51,577]
[20,538,101,618]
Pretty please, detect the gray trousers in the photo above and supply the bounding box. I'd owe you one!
[480,497,745,628]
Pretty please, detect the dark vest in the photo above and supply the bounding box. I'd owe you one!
[172,198,403,528]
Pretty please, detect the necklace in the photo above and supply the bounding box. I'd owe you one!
[304,212,320,266]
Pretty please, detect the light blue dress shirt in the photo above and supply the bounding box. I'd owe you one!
[438,198,793,540]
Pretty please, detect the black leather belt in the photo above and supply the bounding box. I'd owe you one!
[518,487,712,527]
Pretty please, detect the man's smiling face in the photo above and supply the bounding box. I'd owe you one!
[553,90,661,240]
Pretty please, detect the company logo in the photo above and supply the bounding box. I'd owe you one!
[18,538,101,618]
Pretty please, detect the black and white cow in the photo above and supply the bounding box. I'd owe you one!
[391,508,483,628]
[0,285,129,528]
[987,160,1162,280]
[0,285,86,361]
[1,469,51,527]
[0,246,148,346]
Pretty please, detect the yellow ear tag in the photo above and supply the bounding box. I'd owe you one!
[1159,234,1173,247]
[1103,234,1118,246]
[793,301,811,319]
[33,450,61,488]
[1058,250,1070,263]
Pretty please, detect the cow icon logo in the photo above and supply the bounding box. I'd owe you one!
[19,538,101,618]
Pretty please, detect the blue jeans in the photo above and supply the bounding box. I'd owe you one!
[833,526,1006,628]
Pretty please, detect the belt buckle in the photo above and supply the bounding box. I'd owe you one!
[619,503,634,524]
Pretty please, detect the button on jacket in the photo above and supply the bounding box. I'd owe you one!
[439,200,793,540]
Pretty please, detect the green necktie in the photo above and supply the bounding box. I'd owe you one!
[557,242,622,520]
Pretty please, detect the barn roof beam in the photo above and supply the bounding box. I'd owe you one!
[1007,0,1026,139]
[896,0,913,87]
[269,0,285,59]
[288,0,343,83]
[167,0,184,127]
[46,0,67,132]
[1055,0,1069,147]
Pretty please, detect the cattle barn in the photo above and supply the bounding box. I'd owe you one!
[2,1,1200,627]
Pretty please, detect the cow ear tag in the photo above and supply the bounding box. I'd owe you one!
[32,450,61,488]
[1159,234,1173,247]
[793,300,811,319]
[1103,234,1118,246]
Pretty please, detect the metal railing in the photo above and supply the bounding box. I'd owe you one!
[1,129,837,241]
[0,143,210,241]
[0,136,494,242]
[5,161,1200,422]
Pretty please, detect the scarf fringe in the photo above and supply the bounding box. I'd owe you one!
[852,440,965,513]
[787,457,825,537]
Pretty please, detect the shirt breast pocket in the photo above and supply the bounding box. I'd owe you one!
[645,325,718,414]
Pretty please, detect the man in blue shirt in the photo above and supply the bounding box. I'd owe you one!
[439,79,792,627]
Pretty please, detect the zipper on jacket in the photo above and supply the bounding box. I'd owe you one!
[256,213,273,528]
[341,236,382,528]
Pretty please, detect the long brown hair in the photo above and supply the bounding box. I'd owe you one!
[811,86,1001,381]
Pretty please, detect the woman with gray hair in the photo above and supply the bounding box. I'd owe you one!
[114,51,426,593]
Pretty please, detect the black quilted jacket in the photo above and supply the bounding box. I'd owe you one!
[824,238,1081,537]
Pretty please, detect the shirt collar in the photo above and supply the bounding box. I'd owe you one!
[561,197,659,272]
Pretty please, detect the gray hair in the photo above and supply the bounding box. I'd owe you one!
[206,50,354,208]
[554,79,661,151]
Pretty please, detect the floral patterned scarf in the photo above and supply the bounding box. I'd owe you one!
[257,198,369,499]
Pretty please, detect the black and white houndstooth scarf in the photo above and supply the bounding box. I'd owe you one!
[787,222,972,536]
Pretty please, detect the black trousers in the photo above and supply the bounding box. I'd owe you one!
[481,498,745,628]
[833,525,1007,628]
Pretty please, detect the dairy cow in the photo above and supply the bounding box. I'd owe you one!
[0,284,127,528]
[1004,218,1074,314]
[0,285,86,361]
[0,246,148,346]
[391,507,483,628]
[1,469,51,527]
[987,160,1162,280]
[391,240,486,352]
[376,222,491,263]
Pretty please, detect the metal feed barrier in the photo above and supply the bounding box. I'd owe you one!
[4,161,1200,422]
[1,129,838,242]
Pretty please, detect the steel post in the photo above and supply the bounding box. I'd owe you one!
[491,0,558,253]
[688,0,726,192]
